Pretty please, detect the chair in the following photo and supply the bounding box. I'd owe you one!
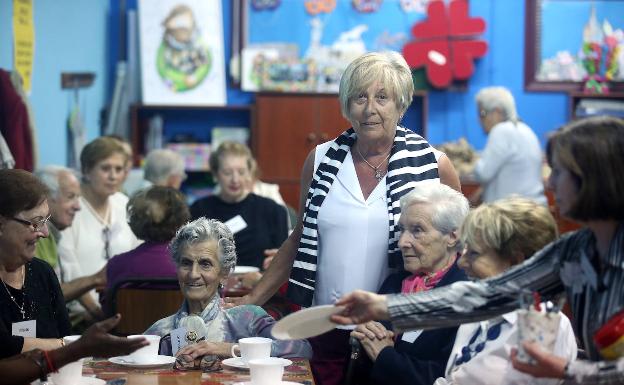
[106,277,184,336]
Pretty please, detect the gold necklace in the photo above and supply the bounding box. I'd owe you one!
[354,144,392,181]
[1,266,26,319]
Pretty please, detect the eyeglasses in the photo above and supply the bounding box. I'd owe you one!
[10,214,51,232]
[479,109,489,118]
[103,227,111,260]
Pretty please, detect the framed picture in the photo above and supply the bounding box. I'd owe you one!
[524,0,624,92]
[138,0,226,105]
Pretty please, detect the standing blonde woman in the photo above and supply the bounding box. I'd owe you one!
[228,51,460,385]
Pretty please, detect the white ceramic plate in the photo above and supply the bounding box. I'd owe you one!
[233,265,261,274]
[222,357,292,370]
[233,382,301,385]
[271,305,345,340]
[108,355,176,368]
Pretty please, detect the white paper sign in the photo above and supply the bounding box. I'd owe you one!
[12,320,36,338]
[225,215,247,235]
[170,327,188,355]
[401,330,423,343]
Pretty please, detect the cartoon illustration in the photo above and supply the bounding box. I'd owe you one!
[157,4,211,92]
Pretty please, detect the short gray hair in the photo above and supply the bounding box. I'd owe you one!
[475,86,518,123]
[144,149,185,185]
[35,165,79,199]
[169,217,237,275]
[339,51,414,121]
[400,182,469,237]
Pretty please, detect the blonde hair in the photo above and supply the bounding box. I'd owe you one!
[338,51,414,121]
[460,197,557,264]
[209,141,253,173]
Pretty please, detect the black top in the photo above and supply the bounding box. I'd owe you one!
[190,193,289,269]
[0,258,71,358]
[353,262,467,385]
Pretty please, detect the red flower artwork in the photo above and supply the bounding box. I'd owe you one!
[402,0,487,88]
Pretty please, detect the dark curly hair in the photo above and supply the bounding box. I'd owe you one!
[0,169,49,218]
[127,186,190,242]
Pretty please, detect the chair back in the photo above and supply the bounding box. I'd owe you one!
[107,277,183,336]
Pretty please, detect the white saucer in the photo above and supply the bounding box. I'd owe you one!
[272,304,345,340]
[108,355,176,368]
[222,357,292,370]
[50,377,105,385]
[79,377,106,385]
[233,265,261,274]
[233,381,301,385]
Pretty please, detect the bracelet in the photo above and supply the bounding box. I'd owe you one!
[43,350,58,373]
[25,349,48,382]
[59,338,66,347]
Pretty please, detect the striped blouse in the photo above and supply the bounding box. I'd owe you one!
[386,223,624,385]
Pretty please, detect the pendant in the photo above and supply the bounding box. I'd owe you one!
[20,309,25,319]
[375,169,383,181]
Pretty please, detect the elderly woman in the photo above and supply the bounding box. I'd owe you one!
[470,86,545,205]
[334,115,624,384]
[230,51,460,384]
[145,218,311,361]
[190,141,289,270]
[105,186,190,292]
[434,197,577,385]
[350,183,468,385]
[58,137,140,319]
[0,169,70,358]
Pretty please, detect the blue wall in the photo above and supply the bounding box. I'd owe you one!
[2,0,572,169]
[0,0,109,167]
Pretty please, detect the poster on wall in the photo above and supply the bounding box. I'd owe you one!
[138,0,226,105]
[239,0,438,93]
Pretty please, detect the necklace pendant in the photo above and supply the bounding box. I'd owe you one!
[20,309,25,319]
[375,169,383,181]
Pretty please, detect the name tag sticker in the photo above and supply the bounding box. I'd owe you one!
[12,320,36,338]
[401,330,423,343]
[170,327,188,355]
[225,215,247,235]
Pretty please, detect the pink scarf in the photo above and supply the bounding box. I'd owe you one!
[401,254,458,294]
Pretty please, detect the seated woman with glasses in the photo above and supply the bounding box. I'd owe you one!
[0,169,71,359]
[433,197,577,385]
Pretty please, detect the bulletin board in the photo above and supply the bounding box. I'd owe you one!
[238,0,434,93]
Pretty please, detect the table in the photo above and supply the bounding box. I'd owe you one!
[83,357,316,385]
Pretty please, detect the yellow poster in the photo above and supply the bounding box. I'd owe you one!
[13,0,34,93]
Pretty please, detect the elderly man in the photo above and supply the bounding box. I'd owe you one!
[35,166,105,319]
[470,86,546,205]
[124,149,186,196]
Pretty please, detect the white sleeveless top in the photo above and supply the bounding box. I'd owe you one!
[312,141,392,307]
[311,141,445,307]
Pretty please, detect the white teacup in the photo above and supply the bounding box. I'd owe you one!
[248,357,285,385]
[230,337,272,364]
[48,335,83,385]
[127,335,161,364]
[49,357,84,384]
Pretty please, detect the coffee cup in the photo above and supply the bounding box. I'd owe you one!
[516,308,560,364]
[127,335,161,364]
[49,357,84,384]
[230,337,272,364]
[248,357,285,385]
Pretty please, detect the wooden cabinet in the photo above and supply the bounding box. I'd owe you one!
[252,93,349,208]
